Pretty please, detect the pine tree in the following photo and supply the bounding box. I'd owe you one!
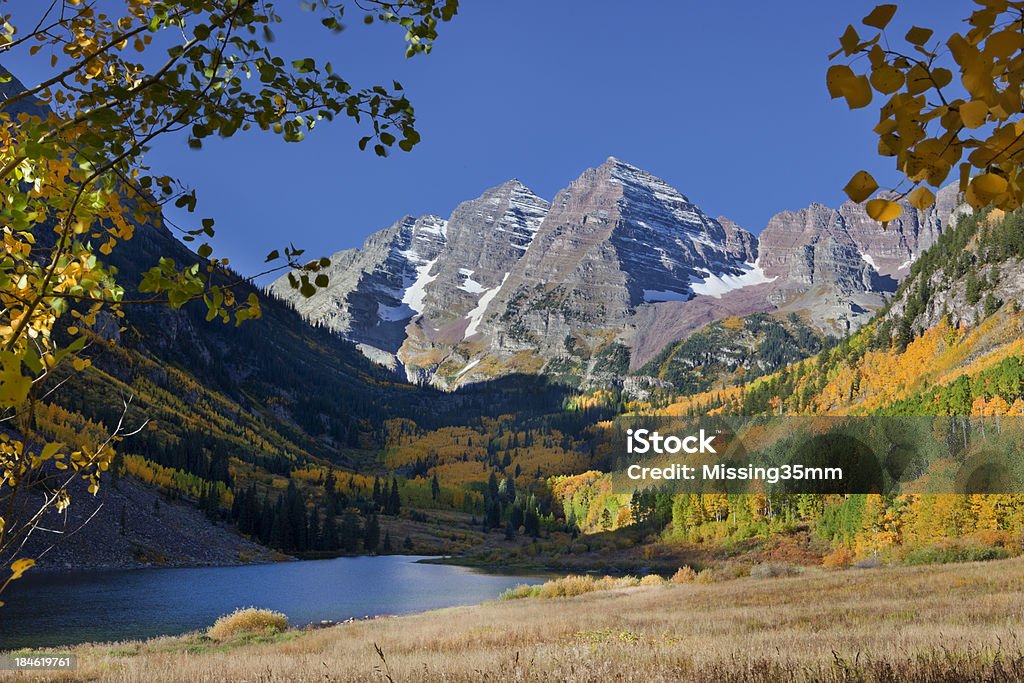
[372,476,383,511]
[387,478,401,515]
[307,510,321,552]
[363,514,380,551]
[320,512,339,551]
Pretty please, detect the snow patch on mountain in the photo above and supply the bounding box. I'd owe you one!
[457,269,488,294]
[402,257,440,315]
[455,358,482,378]
[465,273,509,338]
[688,260,776,299]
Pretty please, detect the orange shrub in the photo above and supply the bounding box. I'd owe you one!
[822,546,855,569]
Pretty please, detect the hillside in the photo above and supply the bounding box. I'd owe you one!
[637,312,833,397]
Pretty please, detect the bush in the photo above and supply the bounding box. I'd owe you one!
[208,608,288,640]
[904,543,1010,566]
[694,568,717,584]
[639,574,667,586]
[750,562,800,579]
[670,566,697,584]
[822,546,854,569]
[718,561,752,580]
[501,574,643,600]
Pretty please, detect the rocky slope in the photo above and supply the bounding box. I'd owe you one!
[274,158,967,387]
[18,476,279,572]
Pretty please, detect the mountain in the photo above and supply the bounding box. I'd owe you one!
[273,158,965,388]
[659,206,1024,419]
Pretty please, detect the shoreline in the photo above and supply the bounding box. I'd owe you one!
[2,557,1022,681]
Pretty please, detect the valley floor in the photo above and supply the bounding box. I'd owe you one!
[8,556,1024,682]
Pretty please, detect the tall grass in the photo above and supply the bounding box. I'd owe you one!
[501,574,644,599]
[207,608,288,640]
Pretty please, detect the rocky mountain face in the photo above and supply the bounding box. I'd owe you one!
[879,207,1024,342]
[274,158,966,387]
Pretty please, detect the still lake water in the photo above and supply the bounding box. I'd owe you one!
[0,556,546,650]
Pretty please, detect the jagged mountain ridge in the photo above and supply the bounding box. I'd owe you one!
[273,158,965,387]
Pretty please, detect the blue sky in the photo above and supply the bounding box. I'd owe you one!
[35,1,972,278]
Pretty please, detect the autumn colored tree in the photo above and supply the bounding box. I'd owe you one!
[831,2,1024,224]
[0,0,458,595]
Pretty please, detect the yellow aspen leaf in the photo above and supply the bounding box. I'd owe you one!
[905,64,931,95]
[842,75,873,109]
[0,351,31,409]
[862,4,897,30]
[959,99,989,128]
[867,44,886,68]
[966,173,1009,207]
[878,134,900,157]
[930,67,953,89]
[826,64,856,98]
[962,63,993,99]
[874,118,898,135]
[941,107,962,131]
[998,89,1022,118]
[9,558,35,580]
[906,26,934,45]
[844,170,879,203]
[984,29,1024,58]
[870,64,904,93]
[948,33,980,65]
[907,186,936,209]
[839,24,861,56]
[969,7,1001,32]
[866,198,902,226]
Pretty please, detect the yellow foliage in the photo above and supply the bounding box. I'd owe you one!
[832,2,1024,219]
[208,608,288,640]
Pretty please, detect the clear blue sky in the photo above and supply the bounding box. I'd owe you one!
[48,1,975,278]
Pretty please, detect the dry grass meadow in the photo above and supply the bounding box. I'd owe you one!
[7,557,1024,682]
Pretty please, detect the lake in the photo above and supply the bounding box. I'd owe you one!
[0,556,546,650]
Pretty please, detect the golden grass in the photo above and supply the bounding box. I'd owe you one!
[671,565,698,583]
[501,574,644,599]
[207,607,288,641]
[8,557,1024,681]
